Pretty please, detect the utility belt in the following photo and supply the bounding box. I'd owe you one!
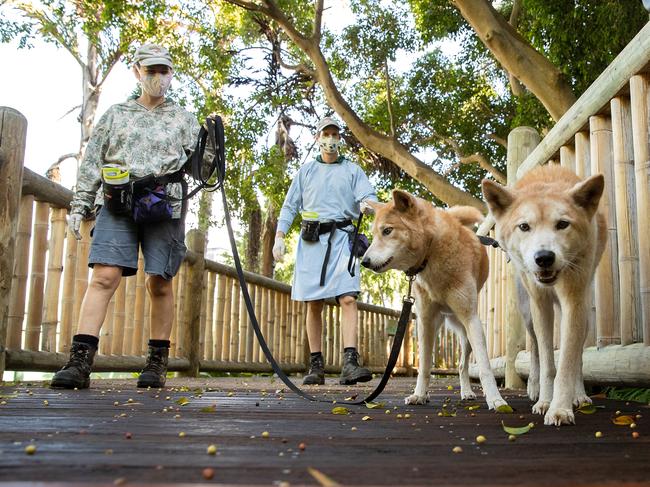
[102,168,188,223]
[301,219,352,287]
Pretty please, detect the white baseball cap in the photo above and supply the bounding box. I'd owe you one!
[315,116,342,134]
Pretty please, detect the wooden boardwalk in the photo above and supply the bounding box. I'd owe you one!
[0,376,648,486]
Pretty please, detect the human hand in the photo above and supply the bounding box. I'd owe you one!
[68,213,83,240]
[272,236,286,262]
[360,200,375,215]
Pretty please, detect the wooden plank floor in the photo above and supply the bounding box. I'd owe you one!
[0,376,648,486]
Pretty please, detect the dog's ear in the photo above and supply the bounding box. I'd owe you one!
[392,189,416,213]
[569,174,604,218]
[482,179,514,218]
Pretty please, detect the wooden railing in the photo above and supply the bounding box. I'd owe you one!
[0,121,427,378]
[474,21,650,387]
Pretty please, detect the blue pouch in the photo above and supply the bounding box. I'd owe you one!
[349,232,370,257]
[132,184,173,223]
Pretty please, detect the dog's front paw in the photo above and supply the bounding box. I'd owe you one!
[532,400,550,415]
[460,389,477,401]
[486,397,509,411]
[527,380,540,402]
[544,406,575,426]
[404,393,429,405]
[573,394,592,408]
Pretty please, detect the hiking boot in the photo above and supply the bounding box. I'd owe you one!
[339,349,372,385]
[50,341,96,389]
[137,345,169,388]
[303,354,325,385]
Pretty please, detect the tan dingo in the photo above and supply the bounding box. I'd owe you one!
[482,164,606,425]
[361,190,509,411]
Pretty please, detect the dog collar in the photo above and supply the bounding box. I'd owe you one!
[478,235,501,248]
[405,259,428,277]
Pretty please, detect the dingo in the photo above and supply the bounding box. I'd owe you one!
[482,164,606,425]
[362,190,509,410]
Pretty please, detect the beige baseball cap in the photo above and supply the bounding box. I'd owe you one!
[315,116,342,134]
[133,44,173,68]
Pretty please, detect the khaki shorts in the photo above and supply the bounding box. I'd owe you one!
[88,207,186,280]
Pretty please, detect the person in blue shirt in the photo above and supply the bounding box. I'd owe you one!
[273,116,377,385]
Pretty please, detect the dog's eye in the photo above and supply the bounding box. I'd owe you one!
[382,227,393,236]
[518,223,530,232]
[556,220,570,230]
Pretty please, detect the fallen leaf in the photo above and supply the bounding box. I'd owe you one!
[438,409,457,417]
[576,404,600,414]
[496,404,514,414]
[344,395,358,401]
[501,421,532,436]
[175,397,190,406]
[200,405,217,413]
[361,415,372,421]
[612,415,635,425]
[308,467,341,486]
[365,402,384,409]
[331,406,351,415]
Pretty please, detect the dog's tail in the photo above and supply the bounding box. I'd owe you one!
[446,206,483,227]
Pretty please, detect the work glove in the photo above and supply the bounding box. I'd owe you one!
[360,200,375,215]
[68,213,83,240]
[272,236,286,262]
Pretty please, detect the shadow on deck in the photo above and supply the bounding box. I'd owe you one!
[0,376,648,486]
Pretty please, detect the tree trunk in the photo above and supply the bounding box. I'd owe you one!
[197,191,213,233]
[452,0,576,121]
[260,202,278,278]
[80,43,101,160]
[246,199,262,273]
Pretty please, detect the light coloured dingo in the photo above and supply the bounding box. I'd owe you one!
[482,164,606,425]
[362,190,509,411]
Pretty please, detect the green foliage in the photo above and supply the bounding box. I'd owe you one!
[604,387,650,404]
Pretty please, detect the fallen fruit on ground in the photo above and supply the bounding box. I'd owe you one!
[202,468,215,480]
[452,446,462,453]
[207,444,217,455]
[24,445,36,455]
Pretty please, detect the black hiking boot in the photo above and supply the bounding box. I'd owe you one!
[303,354,325,385]
[50,341,96,389]
[339,349,372,385]
[137,345,169,388]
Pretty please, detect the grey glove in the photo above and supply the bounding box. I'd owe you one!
[68,213,83,240]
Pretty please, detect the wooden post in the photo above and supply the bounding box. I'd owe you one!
[505,126,540,389]
[560,145,576,173]
[7,196,33,350]
[221,277,232,361]
[214,273,226,361]
[629,74,650,345]
[590,115,620,348]
[0,107,27,377]
[41,208,66,351]
[59,226,78,352]
[611,96,641,345]
[205,271,216,361]
[180,229,205,377]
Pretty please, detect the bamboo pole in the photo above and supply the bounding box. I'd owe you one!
[629,74,650,345]
[0,107,27,375]
[173,263,188,357]
[205,271,216,361]
[297,301,305,365]
[199,269,208,361]
[590,115,621,347]
[123,276,136,355]
[273,292,281,358]
[101,295,115,356]
[179,230,205,377]
[492,250,502,359]
[560,145,576,173]
[24,201,49,350]
[143,294,151,354]
[221,277,232,361]
[253,284,263,362]
[214,273,226,361]
[111,279,127,355]
[285,293,294,363]
[71,220,92,336]
[326,304,334,365]
[132,256,146,356]
[59,224,77,353]
[280,293,288,363]
[41,207,66,352]
[238,282,247,362]
[611,96,641,345]
[7,196,33,350]
[230,280,240,361]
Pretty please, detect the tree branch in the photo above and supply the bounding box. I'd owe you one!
[313,0,324,43]
[384,58,395,137]
[487,133,507,149]
[507,0,525,96]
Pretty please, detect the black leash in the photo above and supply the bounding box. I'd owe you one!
[204,118,416,405]
[347,213,363,277]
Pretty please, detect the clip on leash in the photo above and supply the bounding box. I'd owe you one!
[210,119,414,405]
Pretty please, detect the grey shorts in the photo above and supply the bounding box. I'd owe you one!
[88,207,186,280]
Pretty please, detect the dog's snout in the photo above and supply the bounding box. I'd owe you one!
[534,250,555,268]
[361,257,372,268]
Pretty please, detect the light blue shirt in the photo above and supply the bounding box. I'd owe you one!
[278,156,377,301]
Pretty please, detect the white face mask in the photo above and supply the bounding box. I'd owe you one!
[138,70,172,97]
[318,135,341,154]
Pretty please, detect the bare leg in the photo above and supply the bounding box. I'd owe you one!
[76,264,123,336]
[306,300,324,353]
[339,296,358,349]
[147,275,174,340]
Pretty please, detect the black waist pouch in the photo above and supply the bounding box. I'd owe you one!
[301,220,320,242]
[103,182,133,216]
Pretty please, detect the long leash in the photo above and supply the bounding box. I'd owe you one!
[204,118,415,405]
